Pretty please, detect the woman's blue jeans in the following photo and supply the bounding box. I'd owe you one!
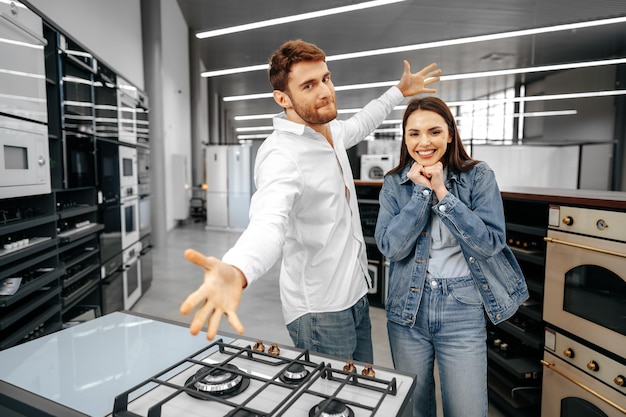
[286,295,373,363]
[387,276,487,417]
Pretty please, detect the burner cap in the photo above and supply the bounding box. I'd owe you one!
[309,399,354,417]
[185,364,250,400]
[226,410,263,417]
[279,362,309,384]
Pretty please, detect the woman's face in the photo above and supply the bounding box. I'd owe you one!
[404,109,452,166]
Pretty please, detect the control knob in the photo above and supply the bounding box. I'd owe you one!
[562,216,574,226]
[587,360,599,372]
[615,375,625,387]
[563,348,575,358]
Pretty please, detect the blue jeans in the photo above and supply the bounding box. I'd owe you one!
[286,295,373,363]
[387,276,487,417]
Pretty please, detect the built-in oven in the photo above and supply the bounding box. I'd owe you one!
[543,205,626,359]
[117,76,137,145]
[63,130,95,189]
[135,91,149,147]
[0,115,50,199]
[93,62,118,140]
[541,328,626,416]
[121,193,139,250]
[543,205,626,415]
[58,33,96,134]
[122,240,142,310]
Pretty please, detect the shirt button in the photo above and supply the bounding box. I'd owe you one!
[482,284,489,291]
[430,280,438,287]
[438,205,446,212]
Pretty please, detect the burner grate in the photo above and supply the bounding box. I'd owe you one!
[112,339,325,417]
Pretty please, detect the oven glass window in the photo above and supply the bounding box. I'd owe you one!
[561,397,607,417]
[124,204,136,233]
[127,259,139,295]
[5,146,28,169]
[564,265,626,336]
[123,157,133,177]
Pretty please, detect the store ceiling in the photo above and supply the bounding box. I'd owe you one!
[176,0,625,136]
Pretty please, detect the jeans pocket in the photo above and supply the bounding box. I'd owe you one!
[450,284,483,306]
[286,317,300,342]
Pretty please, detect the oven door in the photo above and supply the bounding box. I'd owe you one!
[541,350,626,417]
[117,76,137,145]
[121,196,139,250]
[119,144,137,189]
[121,241,141,310]
[544,229,626,358]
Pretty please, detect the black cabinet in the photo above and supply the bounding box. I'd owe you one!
[0,194,62,349]
[487,196,549,417]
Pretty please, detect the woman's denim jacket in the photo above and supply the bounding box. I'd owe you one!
[375,161,529,326]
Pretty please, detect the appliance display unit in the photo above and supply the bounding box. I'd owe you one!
[0,311,416,417]
[227,144,251,229]
[360,154,393,181]
[0,0,50,199]
[205,145,229,227]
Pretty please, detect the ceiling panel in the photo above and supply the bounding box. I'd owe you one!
[177,0,626,139]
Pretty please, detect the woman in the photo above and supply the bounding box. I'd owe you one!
[374,97,528,417]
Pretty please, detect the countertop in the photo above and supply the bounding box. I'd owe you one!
[0,311,226,417]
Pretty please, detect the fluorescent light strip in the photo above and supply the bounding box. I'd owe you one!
[223,58,626,102]
[202,16,626,77]
[196,0,406,39]
[234,90,624,121]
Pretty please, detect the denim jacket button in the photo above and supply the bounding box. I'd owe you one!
[496,313,502,320]
[482,284,489,291]
[438,204,446,212]
[469,256,476,263]
[422,189,430,196]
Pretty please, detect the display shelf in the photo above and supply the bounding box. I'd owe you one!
[0,267,62,308]
[0,303,61,350]
[0,288,60,331]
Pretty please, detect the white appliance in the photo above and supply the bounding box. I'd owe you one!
[0,0,50,199]
[360,154,393,181]
[227,144,251,230]
[205,145,228,227]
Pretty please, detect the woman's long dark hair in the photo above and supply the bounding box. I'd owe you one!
[387,96,479,176]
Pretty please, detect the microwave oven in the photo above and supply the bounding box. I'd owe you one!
[0,115,51,199]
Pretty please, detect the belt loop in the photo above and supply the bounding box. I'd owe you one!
[441,279,448,295]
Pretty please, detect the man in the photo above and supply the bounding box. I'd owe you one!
[181,39,440,362]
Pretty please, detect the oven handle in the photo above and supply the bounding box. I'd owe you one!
[541,360,626,414]
[544,237,626,259]
[0,11,47,46]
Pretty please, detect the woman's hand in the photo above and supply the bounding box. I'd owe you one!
[408,161,448,201]
[180,248,246,340]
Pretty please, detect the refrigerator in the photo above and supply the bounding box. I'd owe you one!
[227,144,251,230]
[205,145,229,227]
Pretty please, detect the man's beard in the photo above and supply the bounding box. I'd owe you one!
[289,95,337,125]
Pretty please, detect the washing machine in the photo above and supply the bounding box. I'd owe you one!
[360,154,394,181]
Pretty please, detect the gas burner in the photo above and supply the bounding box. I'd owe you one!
[185,364,250,399]
[279,362,309,385]
[309,399,355,417]
[225,409,263,417]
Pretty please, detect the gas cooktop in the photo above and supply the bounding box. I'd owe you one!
[110,337,415,417]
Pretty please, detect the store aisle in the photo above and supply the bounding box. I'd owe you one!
[132,221,506,417]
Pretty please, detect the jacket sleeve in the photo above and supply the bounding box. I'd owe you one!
[433,163,507,260]
[375,177,432,261]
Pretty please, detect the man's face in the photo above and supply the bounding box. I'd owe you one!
[281,60,337,126]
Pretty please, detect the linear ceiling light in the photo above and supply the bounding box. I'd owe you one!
[233,90,625,121]
[196,0,406,39]
[223,57,626,102]
[202,16,626,78]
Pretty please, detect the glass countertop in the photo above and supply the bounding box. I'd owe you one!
[0,312,229,416]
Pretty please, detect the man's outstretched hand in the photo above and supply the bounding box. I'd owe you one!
[180,248,246,339]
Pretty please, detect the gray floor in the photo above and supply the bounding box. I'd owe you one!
[131,221,507,417]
